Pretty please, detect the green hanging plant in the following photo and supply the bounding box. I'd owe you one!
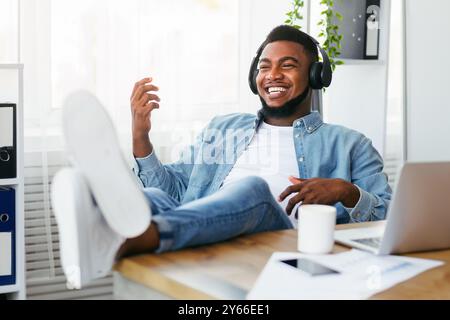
[285,0,344,71]
[317,0,344,71]
[284,0,305,30]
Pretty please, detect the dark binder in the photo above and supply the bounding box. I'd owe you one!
[332,0,380,60]
[0,187,16,286]
[364,0,381,59]
[0,103,17,179]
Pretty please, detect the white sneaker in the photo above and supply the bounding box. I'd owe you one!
[51,168,125,290]
[61,90,151,238]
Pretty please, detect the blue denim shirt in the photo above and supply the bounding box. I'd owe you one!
[133,111,392,224]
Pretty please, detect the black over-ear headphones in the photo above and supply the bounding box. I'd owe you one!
[248,34,332,94]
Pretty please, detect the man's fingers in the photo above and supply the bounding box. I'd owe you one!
[131,77,150,99]
[149,93,161,102]
[131,77,152,99]
[135,103,159,118]
[136,93,160,108]
[278,183,302,202]
[288,176,306,184]
[132,84,160,103]
[145,102,160,112]
[143,93,160,103]
[285,194,304,216]
[286,190,318,216]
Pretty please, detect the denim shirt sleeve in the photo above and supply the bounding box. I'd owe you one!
[344,137,392,222]
[132,136,200,202]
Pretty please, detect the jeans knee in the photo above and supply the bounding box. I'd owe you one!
[239,176,271,196]
[141,187,179,215]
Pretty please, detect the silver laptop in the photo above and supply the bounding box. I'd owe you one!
[334,162,450,255]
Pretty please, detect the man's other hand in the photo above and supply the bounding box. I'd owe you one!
[278,176,360,215]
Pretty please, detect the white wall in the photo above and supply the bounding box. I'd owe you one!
[0,69,19,103]
[405,0,450,161]
[323,63,388,156]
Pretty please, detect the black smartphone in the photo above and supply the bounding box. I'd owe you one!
[279,258,340,276]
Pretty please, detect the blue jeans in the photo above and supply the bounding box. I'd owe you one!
[142,176,293,253]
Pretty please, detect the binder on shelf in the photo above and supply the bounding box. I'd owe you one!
[332,0,380,60]
[364,0,380,59]
[0,103,17,179]
[0,187,16,286]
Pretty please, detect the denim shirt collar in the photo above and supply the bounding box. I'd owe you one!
[254,110,323,133]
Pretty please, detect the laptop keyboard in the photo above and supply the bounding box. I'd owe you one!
[353,237,382,249]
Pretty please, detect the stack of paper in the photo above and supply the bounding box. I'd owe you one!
[247,250,443,300]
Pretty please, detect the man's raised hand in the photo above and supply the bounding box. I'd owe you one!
[130,77,160,138]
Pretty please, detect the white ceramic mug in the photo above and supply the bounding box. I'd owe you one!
[297,204,337,254]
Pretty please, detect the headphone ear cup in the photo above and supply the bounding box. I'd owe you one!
[309,62,324,90]
[248,57,259,94]
[252,69,259,94]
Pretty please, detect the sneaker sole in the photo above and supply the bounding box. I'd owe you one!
[51,168,94,289]
[62,90,151,238]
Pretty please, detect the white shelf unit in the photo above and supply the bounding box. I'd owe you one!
[340,59,386,66]
[0,179,19,186]
[320,0,391,158]
[0,63,25,300]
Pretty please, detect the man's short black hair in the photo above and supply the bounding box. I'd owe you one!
[263,25,319,63]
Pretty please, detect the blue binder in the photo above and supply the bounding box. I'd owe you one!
[0,187,15,286]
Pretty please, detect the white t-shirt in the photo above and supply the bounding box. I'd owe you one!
[221,121,300,227]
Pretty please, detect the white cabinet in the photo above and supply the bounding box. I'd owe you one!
[0,64,25,300]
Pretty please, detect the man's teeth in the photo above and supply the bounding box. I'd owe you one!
[268,87,287,93]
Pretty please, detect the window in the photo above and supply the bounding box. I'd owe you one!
[21,0,239,157]
[16,0,240,299]
[0,0,18,62]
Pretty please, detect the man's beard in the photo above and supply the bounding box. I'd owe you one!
[259,86,310,119]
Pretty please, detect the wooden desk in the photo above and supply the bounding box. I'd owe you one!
[113,222,450,300]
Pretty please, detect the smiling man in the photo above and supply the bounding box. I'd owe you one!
[52,25,392,289]
[258,41,313,119]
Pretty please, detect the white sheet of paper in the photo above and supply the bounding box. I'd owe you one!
[0,232,12,276]
[247,250,443,300]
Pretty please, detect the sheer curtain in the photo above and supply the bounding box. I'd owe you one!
[22,0,240,162]
[0,0,18,62]
[6,0,240,299]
